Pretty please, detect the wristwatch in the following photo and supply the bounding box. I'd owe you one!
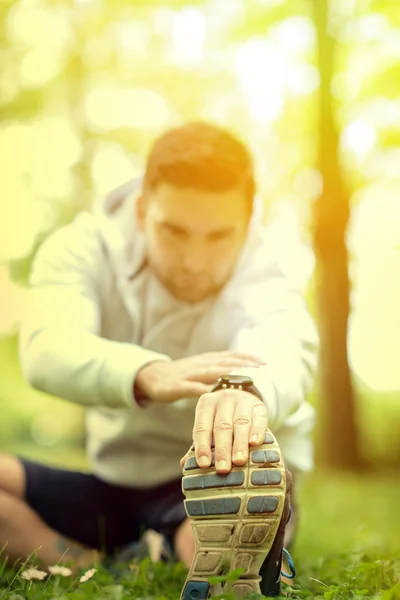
[211,374,263,401]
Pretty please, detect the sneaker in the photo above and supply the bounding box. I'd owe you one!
[259,468,294,596]
[180,429,292,599]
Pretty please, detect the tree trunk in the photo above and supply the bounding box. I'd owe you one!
[312,0,363,469]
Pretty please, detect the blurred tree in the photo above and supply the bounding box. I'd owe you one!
[312,0,363,469]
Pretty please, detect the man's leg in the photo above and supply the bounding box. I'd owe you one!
[0,490,99,568]
[174,518,195,567]
[0,453,114,569]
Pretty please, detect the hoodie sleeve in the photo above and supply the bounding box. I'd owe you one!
[228,266,319,430]
[19,216,170,409]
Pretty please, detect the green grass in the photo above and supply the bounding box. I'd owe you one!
[0,469,399,600]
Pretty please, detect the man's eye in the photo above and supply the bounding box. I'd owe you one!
[165,225,185,237]
[209,231,233,241]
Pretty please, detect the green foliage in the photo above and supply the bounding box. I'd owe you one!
[0,552,399,600]
[0,550,399,600]
[208,567,245,585]
[0,472,399,599]
[227,0,311,41]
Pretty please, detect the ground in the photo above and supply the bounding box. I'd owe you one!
[0,469,399,600]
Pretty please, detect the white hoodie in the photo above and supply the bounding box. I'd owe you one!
[19,179,319,487]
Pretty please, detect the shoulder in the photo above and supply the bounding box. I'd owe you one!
[233,226,290,287]
[237,219,312,288]
[219,224,308,320]
[30,212,108,286]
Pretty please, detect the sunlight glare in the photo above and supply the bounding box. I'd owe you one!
[271,17,316,54]
[0,118,80,260]
[20,47,64,88]
[293,168,323,202]
[343,13,390,43]
[84,87,171,131]
[255,0,284,6]
[266,200,315,290]
[341,120,377,161]
[169,7,206,67]
[114,21,150,57]
[6,4,72,48]
[233,39,285,123]
[348,188,400,391]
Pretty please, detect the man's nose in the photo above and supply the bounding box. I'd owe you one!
[182,239,208,273]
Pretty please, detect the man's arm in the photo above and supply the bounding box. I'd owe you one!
[19,215,264,409]
[187,266,319,474]
[229,269,319,430]
[19,215,170,409]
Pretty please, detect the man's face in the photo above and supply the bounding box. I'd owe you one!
[137,183,251,303]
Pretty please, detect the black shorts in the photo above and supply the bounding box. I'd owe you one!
[19,457,187,557]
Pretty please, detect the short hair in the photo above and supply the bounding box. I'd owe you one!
[143,122,255,208]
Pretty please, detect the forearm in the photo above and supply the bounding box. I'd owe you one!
[20,327,170,409]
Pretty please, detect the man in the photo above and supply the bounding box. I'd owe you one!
[0,122,318,596]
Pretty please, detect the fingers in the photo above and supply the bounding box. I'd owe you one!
[192,394,218,469]
[231,398,255,466]
[191,390,268,478]
[249,402,268,446]
[213,393,236,473]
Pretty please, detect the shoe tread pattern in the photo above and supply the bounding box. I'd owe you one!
[180,429,286,599]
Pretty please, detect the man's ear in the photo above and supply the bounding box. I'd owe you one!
[136,194,146,231]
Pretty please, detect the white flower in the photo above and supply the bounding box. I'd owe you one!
[48,565,72,577]
[20,567,47,581]
[79,568,97,583]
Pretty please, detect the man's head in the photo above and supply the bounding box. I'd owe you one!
[137,122,255,303]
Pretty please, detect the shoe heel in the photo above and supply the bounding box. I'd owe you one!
[180,430,286,599]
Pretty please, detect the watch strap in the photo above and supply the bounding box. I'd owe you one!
[211,375,263,402]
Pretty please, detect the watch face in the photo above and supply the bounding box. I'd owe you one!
[219,374,254,387]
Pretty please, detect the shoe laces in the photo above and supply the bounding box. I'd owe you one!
[281,548,296,579]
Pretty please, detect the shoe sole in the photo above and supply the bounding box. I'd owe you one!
[180,429,286,599]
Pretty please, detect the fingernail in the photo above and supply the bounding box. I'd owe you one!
[251,434,259,443]
[197,456,209,468]
[216,460,229,471]
[234,451,244,462]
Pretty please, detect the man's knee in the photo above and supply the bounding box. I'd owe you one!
[0,453,26,499]
[0,488,23,531]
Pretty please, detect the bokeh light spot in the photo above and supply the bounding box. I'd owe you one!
[84,87,170,131]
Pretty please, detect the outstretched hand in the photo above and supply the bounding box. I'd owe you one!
[134,351,265,405]
[180,388,268,474]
